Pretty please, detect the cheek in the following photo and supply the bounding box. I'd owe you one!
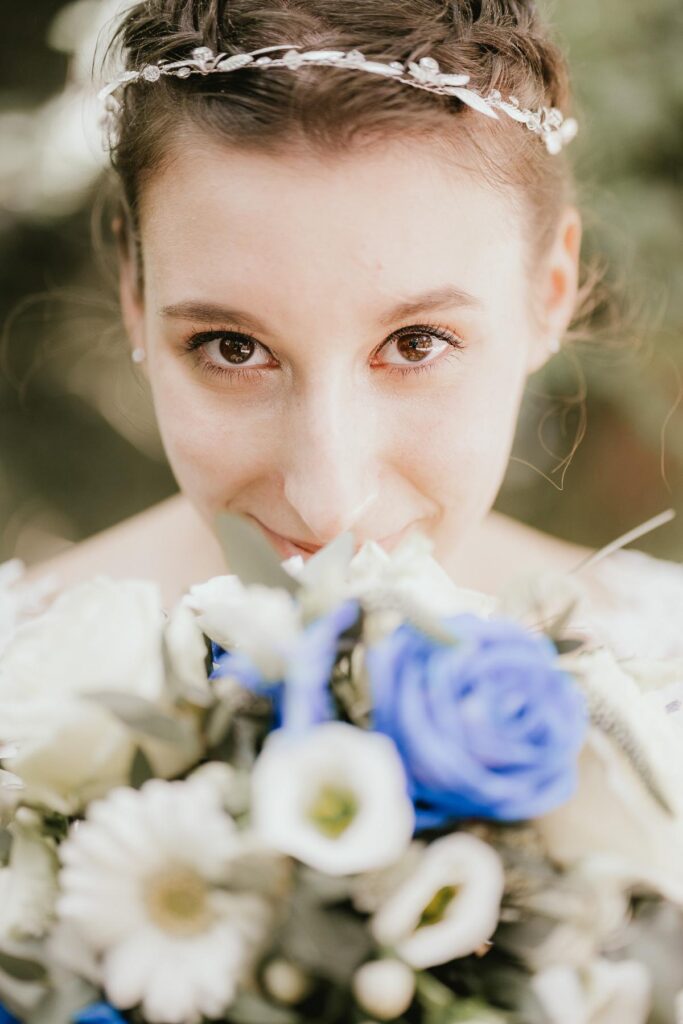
[146,356,268,510]
[394,354,526,502]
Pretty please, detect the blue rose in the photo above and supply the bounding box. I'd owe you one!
[212,599,359,732]
[72,1005,127,1024]
[366,613,587,827]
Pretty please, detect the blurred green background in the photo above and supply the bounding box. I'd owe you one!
[1,0,681,568]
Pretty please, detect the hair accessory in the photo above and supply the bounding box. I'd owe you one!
[99,44,578,156]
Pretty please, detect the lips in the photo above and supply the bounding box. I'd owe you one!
[243,517,322,559]
[245,515,416,560]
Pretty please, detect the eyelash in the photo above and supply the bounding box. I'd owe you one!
[182,322,466,383]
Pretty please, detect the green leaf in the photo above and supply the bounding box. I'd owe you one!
[0,949,47,983]
[226,992,301,1024]
[26,977,99,1024]
[274,890,372,984]
[0,827,13,865]
[85,691,194,744]
[416,973,509,1024]
[214,511,300,594]
[129,745,154,788]
[298,530,355,585]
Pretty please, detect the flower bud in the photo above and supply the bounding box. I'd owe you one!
[352,959,415,1021]
[262,958,312,1005]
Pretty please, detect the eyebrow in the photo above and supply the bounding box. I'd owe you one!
[159,285,484,332]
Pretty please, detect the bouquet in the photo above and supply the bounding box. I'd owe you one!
[0,515,681,1024]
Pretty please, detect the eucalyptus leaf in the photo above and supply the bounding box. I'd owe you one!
[85,691,193,744]
[274,891,372,984]
[298,530,355,584]
[214,511,300,594]
[25,977,98,1024]
[129,746,154,788]
[0,826,13,865]
[0,949,47,983]
[226,992,301,1024]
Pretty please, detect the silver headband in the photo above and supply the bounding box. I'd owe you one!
[99,44,578,156]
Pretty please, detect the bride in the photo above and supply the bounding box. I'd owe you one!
[22,0,683,657]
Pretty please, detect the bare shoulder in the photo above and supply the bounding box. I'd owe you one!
[22,494,226,609]
[457,509,595,593]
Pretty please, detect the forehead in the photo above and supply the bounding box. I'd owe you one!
[138,135,525,310]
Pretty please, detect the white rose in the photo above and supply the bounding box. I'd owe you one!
[531,958,651,1024]
[0,577,200,813]
[371,832,505,968]
[184,575,302,681]
[537,648,683,904]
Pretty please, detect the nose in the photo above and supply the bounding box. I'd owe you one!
[280,376,381,543]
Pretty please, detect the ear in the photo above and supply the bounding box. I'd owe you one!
[527,204,582,375]
[113,210,146,366]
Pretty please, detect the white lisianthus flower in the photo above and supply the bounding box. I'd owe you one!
[251,722,414,875]
[0,823,58,942]
[0,578,201,813]
[371,832,505,968]
[531,958,651,1024]
[538,648,683,904]
[183,576,302,681]
[56,777,274,1024]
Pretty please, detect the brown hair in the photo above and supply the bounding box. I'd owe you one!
[105,0,605,339]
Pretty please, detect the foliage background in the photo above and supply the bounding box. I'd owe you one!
[0,0,681,568]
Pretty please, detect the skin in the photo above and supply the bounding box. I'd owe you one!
[120,134,581,577]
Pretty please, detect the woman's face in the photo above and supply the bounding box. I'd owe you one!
[123,135,580,572]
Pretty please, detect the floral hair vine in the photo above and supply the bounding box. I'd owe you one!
[98,43,579,156]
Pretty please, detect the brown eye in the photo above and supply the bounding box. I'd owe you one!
[395,333,435,362]
[218,336,256,364]
[379,324,463,369]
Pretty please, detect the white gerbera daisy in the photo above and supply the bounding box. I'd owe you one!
[56,777,273,1024]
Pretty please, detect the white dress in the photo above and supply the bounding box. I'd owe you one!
[567,547,683,659]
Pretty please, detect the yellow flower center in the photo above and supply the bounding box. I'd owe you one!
[144,865,213,937]
[418,885,460,928]
[308,784,358,838]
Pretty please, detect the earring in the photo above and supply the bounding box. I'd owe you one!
[548,338,561,354]
[131,347,147,364]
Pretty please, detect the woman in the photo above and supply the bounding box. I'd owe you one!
[23,0,683,656]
